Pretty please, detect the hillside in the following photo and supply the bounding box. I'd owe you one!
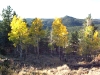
[25,15,100,27]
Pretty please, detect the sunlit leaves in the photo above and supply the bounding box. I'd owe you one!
[30,18,44,36]
[93,30,98,40]
[52,18,68,47]
[29,18,45,46]
[84,26,94,37]
[29,18,45,56]
[8,15,29,47]
[79,16,100,55]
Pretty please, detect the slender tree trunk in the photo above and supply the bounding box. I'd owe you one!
[20,47,22,59]
[14,46,17,55]
[50,31,53,56]
[51,48,52,56]
[17,45,18,52]
[26,45,28,58]
[58,46,61,59]
[19,39,22,59]
[34,46,36,53]
[37,38,39,58]
[16,45,19,57]
[24,45,28,60]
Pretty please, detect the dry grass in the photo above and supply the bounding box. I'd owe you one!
[1,54,100,75]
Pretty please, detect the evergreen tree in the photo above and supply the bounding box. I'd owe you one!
[70,31,79,52]
[0,6,13,47]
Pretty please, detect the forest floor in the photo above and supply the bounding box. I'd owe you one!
[1,54,100,75]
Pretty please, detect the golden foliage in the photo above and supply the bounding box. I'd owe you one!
[29,18,45,46]
[52,18,68,47]
[79,25,100,55]
[8,15,29,47]
[84,26,94,37]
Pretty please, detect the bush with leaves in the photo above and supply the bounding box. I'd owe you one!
[0,65,14,75]
[0,59,14,75]
[79,14,100,55]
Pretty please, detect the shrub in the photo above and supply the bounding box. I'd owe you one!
[3,59,14,68]
[0,65,14,75]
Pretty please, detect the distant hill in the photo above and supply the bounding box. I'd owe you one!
[62,16,84,26]
[25,15,100,27]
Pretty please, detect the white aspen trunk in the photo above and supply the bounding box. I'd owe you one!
[37,38,39,58]
[51,47,52,56]
[58,46,60,59]
[20,47,22,59]
[34,46,36,53]
[17,45,18,52]
[19,38,22,59]
[14,45,18,55]
[50,30,53,56]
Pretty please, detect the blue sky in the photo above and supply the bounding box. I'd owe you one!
[0,0,100,19]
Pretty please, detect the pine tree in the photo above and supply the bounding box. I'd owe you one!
[0,6,13,48]
[70,31,79,52]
